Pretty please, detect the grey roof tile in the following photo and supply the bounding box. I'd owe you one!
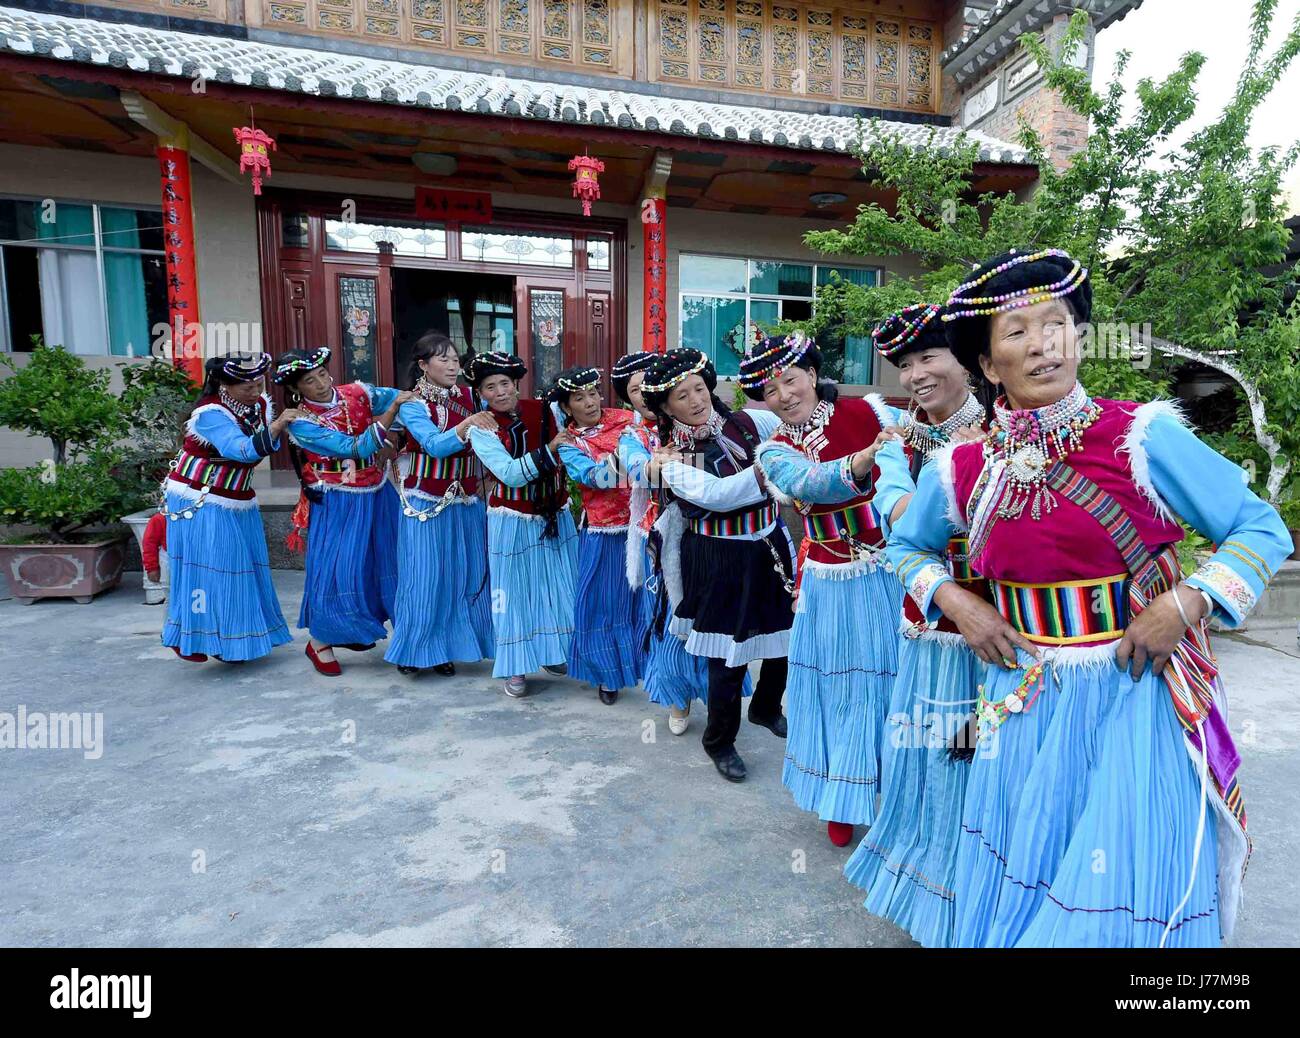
[0,5,1034,165]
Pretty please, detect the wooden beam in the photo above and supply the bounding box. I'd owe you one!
[119,89,242,184]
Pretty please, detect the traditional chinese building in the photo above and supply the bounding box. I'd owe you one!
[0,0,1143,472]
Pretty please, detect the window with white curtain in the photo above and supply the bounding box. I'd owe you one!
[0,197,167,357]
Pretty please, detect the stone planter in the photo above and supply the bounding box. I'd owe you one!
[0,536,127,604]
[122,508,169,605]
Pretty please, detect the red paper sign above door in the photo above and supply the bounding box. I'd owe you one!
[415,187,493,223]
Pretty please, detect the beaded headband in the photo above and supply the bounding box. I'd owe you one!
[872,304,943,359]
[468,350,527,383]
[554,367,601,393]
[611,352,656,379]
[737,331,814,390]
[272,347,330,384]
[640,350,710,395]
[221,353,272,381]
[942,248,1088,321]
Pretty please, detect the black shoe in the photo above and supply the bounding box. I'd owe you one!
[397,665,421,676]
[598,686,619,705]
[711,749,747,783]
[748,711,787,738]
[542,663,568,677]
[433,662,456,676]
[338,642,376,652]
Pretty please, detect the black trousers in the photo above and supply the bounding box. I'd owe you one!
[702,656,787,759]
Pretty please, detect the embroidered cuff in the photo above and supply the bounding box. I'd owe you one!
[840,454,873,496]
[902,560,953,622]
[252,427,276,459]
[1185,558,1259,627]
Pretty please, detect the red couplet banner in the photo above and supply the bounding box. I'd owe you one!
[156,145,203,386]
[642,197,667,353]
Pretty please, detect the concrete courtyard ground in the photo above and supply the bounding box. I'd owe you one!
[2,570,1298,947]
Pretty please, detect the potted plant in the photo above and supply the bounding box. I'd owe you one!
[0,340,179,603]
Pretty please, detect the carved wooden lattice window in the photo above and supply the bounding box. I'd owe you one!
[650,0,938,112]
[256,0,628,74]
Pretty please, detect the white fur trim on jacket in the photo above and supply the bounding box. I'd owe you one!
[862,392,895,431]
[626,523,648,590]
[751,443,794,506]
[184,394,274,448]
[164,477,258,511]
[930,440,968,531]
[653,501,686,608]
[1117,399,1190,525]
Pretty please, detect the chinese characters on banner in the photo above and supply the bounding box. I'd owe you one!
[414,187,493,223]
[642,197,667,353]
[156,145,203,385]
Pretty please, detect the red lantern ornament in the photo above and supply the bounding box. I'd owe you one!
[234,124,276,196]
[568,152,605,216]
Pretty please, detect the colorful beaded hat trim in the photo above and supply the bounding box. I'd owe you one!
[272,347,330,384]
[872,303,943,358]
[641,350,709,394]
[555,367,601,392]
[468,351,527,382]
[221,353,272,381]
[611,352,656,378]
[737,331,814,390]
[943,248,1088,321]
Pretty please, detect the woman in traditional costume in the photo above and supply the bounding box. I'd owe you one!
[745,333,907,846]
[161,354,298,663]
[614,352,731,735]
[272,347,412,676]
[639,348,790,783]
[841,305,992,945]
[550,366,646,705]
[384,332,496,677]
[887,247,1291,946]
[465,351,579,699]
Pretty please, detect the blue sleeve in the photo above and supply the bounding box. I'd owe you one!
[469,426,556,487]
[1142,413,1292,628]
[618,431,652,488]
[400,400,466,459]
[754,439,867,505]
[366,384,402,415]
[287,419,384,461]
[557,443,618,490]
[884,461,959,623]
[744,408,781,440]
[193,408,276,462]
[872,439,915,540]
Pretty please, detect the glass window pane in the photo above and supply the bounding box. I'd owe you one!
[680,254,746,294]
[0,199,95,248]
[749,260,812,297]
[817,265,878,288]
[339,276,378,383]
[842,334,873,385]
[463,227,573,268]
[104,251,167,357]
[325,219,446,258]
[750,299,779,332]
[529,290,565,389]
[585,237,611,271]
[281,211,309,249]
[101,207,164,252]
[681,294,745,377]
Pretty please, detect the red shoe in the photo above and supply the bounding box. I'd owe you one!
[306,643,342,677]
[171,646,208,663]
[827,821,854,847]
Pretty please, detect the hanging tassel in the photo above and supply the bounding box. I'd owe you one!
[790,537,812,612]
[285,489,310,553]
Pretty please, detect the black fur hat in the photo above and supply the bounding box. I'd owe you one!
[639,348,716,417]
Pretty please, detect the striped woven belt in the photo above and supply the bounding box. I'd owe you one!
[411,452,471,481]
[496,482,531,503]
[803,501,881,545]
[172,451,255,494]
[991,573,1131,645]
[689,502,778,537]
[947,536,976,581]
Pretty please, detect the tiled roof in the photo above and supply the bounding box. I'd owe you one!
[0,6,1034,165]
[942,0,1145,86]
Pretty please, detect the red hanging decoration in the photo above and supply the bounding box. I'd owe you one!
[233,122,276,196]
[567,152,605,216]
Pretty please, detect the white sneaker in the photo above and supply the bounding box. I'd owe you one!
[504,675,527,698]
[668,705,690,736]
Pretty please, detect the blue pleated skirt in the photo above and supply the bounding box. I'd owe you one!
[384,497,494,669]
[567,527,646,690]
[844,632,981,947]
[633,540,749,709]
[298,483,399,647]
[487,507,578,679]
[782,560,902,826]
[953,647,1221,947]
[160,491,291,661]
